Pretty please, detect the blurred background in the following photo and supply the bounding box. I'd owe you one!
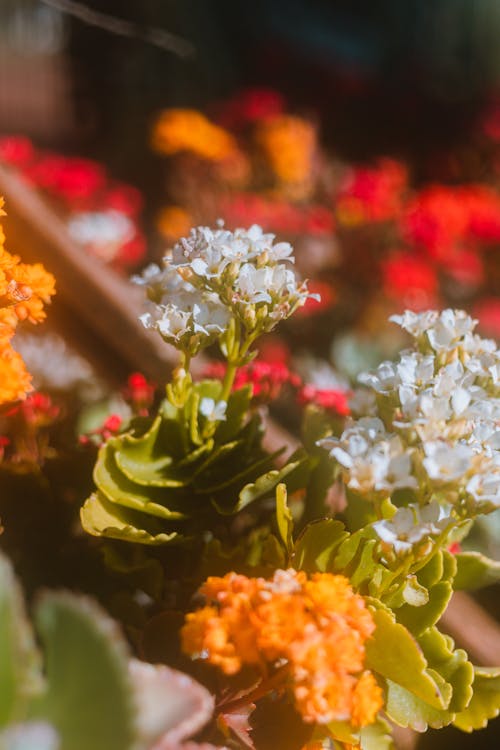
[0,3,499,748]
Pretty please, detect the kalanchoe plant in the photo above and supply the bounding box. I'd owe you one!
[80,225,315,545]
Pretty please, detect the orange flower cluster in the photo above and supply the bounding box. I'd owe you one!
[152,109,240,163]
[0,198,55,404]
[256,115,317,195]
[182,569,382,728]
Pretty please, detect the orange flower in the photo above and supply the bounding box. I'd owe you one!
[157,206,193,240]
[0,346,32,404]
[182,569,382,728]
[0,197,55,405]
[255,115,316,195]
[152,109,239,163]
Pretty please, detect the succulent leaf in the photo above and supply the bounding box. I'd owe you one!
[453,551,500,590]
[453,667,500,731]
[30,593,136,750]
[365,607,449,710]
[0,555,42,728]
[83,383,308,545]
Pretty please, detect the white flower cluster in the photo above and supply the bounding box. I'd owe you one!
[373,500,452,555]
[319,310,500,528]
[133,224,316,355]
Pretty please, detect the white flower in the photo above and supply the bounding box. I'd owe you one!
[140,304,191,342]
[135,223,316,353]
[192,298,231,335]
[319,419,417,495]
[422,441,474,483]
[199,398,227,422]
[373,501,452,555]
[373,506,425,555]
[68,210,134,262]
[466,472,500,510]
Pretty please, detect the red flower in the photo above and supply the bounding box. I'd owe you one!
[27,156,106,206]
[462,185,500,244]
[216,88,285,128]
[122,372,156,415]
[401,186,468,261]
[0,135,35,167]
[336,159,407,224]
[382,252,438,309]
[103,183,143,218]
[7,391,60,427]
[80,413,123,447]
[298,385,351,416]
[203,360,301,403]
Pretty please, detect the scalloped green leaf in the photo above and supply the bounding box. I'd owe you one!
[385,680,455,731]
[293,519,348,573]
[395,581,453,636]
[112,423,188,488]
[418,629,473,713]
[80,493,181,546]
[113,416,172,477]
[0,553,42,727]
[360,715,395,750]
[276,483,294,554]
[453,667,500,732]
[453,552,500,590]
[31,593,136,750]
[365,607,448,709]
[95,445,186,518]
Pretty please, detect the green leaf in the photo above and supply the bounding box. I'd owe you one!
[293,519,348,574]
[418,628,473,713]
[349,539,378,589]
[360,715,395,750]
[0,553,42,727]
[453,667,500,732]
[385,680,455,731]
[395,581,453,636]
[215,385,252,444]
[276,483,294,554]
[95,445,187,519]
[334,530,365,571]
[112,417,173,484]
[365,607,448,709]
[326,720,359,744]
[215,455,308,515]
[80,493,182,546]
[31,593,136,750]
[344,489,378,532]
[453,552,500,590]
[416,551,444,590]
